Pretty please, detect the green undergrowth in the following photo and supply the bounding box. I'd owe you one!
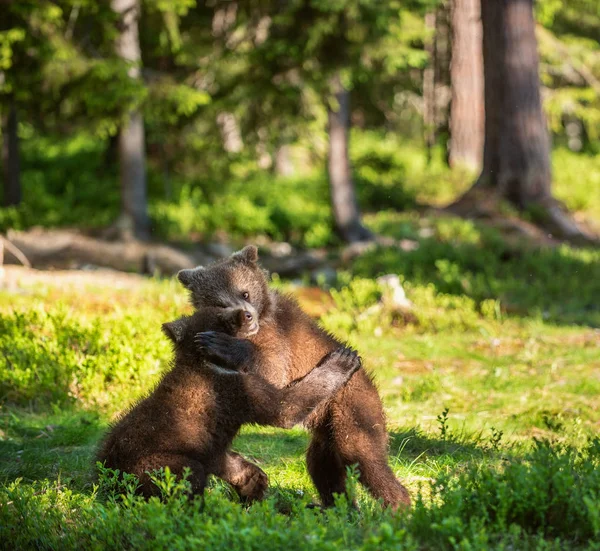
[356,211,600,327]
[1,222,599,548]
[1,132,599,247]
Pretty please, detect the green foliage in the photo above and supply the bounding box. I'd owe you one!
[320,277,384,335]
[536,0,600,150]
[0,134,119,231]
[413,439,600,545]
[356,212,600,327]
[0,306,171,410]
[351,131,417,211]
[552,147,600,221]
[2,439,600,550]
[150,175,334,247]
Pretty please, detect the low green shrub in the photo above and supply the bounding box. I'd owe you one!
[1,439,598,550]
[0,306,171,410]
[411,438,600,546]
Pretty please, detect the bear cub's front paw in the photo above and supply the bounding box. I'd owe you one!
[195,330,252,369]
[320,347,362,377]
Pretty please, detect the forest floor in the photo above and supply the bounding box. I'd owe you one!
[1,212,599,550]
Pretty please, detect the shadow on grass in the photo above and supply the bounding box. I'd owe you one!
[0,406,514,504]
[389,426,513,464]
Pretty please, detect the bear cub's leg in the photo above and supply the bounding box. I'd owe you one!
[130,452,207,499]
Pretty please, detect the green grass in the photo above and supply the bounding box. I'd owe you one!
[1,215,600,549]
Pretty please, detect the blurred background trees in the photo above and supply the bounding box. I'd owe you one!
[1,0,599,245]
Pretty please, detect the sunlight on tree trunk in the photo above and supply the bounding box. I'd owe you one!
[275,145,294,177]
[451,0,594,244]
[2,97,21,207]
[327,80,373,244]
[112,0,150,241]
[449,0,483,171]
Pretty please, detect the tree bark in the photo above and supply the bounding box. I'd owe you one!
[423,11,437,161]
[449,0,483,170]
[275,144,294,177]
[2,97,21,207]
[451,0,593,243]
[112,0,150,241]
[477,0,551,205]
[327,81,372,243]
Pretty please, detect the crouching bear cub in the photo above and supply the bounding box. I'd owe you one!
[96,305,360,499]
[178,246,411,509]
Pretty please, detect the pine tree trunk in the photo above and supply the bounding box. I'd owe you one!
[112,0,150,241]
[451,0,593,243]
[423,11,437,161]
[449,0,483,170]
[478,0,551,205]
[2,98,21,207]
[275,145,294,177]
[327,81,372,243]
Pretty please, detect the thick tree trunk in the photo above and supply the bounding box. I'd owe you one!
[327,82,372,243]
[449,0,483,170]
[2,98,21,207]
[451,0,593,243]
[112,0,150,241]
[477,0,551,204]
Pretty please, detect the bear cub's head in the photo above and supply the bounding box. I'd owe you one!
[177,245,271,330]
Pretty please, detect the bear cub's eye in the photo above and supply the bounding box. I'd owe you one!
[242,291,250,300]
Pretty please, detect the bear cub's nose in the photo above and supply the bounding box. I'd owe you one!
[244,311,253,322]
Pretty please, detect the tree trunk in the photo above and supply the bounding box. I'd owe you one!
[451,0,593,243]
[476,0,552,204]
[2,98,21,207]
[449,0,483,170]
[275,144,294,177]
[327,81,372,243]
[423,11,437,161]
[112,0,150,241]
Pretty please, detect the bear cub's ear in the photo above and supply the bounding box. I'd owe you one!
[233,245,258,264]
[177,266,204,289]
[162,317,188,343]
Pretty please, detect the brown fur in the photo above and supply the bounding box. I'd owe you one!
[178,246,411,509]
[96,305,360,500]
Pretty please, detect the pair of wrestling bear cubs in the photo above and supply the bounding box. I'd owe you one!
[97,246,411,510]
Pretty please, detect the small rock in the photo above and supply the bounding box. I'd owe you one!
[377,274,413,310]
[399,239,419,251]
[269,242,293,258]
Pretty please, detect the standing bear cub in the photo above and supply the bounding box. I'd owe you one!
[96,305,360,500]
[178,246,411,509]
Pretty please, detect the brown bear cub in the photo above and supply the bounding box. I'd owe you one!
[178,246,411,509]
[96,305,360,500]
